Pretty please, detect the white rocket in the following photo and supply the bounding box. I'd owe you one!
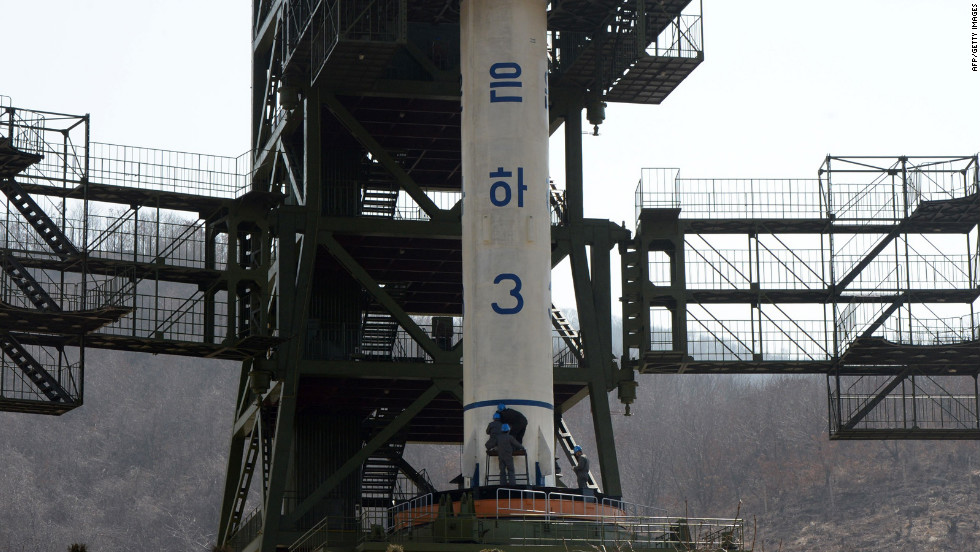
[460,0,555,486]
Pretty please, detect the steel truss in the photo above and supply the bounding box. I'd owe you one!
[628,155,980,439]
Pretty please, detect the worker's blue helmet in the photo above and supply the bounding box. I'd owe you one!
[501,424,511,432]
[573,445,582,453]
[497,403,506,411]
[493,412,501,420]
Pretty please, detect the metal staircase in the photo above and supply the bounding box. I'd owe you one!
[361,408,421,508]
[357,311,399,360]
[0,178,80,259]
[0,253,62,312]
[360,162,399,217]
[0,333,72,405]
[551,304,583,364]
[357,285,409,360]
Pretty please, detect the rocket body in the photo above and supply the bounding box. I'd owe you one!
[460,0,554,486]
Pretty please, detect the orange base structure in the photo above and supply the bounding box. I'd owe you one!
[391,489,626,531]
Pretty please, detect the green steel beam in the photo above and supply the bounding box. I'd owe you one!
[299,360,462,379]
[321,232,457,364]
[217,358,260,544]
[325,80,461,102]
[319,218,461,240]
[321,93,450,222]
[216,412,252,544]
[231,380,283,440]
[283,381,450,526]
[563,104,623,496]
[256,92,323,552]
[403,41,455,81]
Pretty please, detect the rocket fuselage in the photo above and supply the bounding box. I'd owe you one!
[460,0,554,486]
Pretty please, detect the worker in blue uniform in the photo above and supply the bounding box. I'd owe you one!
[572,445,592,496]
[496,403,528,443]
[496,423,524,486]
[485,412,503,451]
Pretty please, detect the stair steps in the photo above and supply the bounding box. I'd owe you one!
[0,332,70,403]
[0,178,80,259]
[0,253,62,312]
[360,163,399,217]
[556,416,599,491]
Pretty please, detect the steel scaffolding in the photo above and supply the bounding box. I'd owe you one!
[628,155,980,438]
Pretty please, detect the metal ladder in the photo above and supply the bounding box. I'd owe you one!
[556,416,599,491]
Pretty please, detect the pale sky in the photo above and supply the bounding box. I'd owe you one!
[2,1,977,304]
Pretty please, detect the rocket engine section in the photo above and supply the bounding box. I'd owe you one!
[460,0,554,487]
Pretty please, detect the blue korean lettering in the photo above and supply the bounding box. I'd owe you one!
[490,62,523,103]
[489,167,525,207]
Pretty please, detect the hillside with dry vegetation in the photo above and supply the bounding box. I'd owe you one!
[2,351,979,550]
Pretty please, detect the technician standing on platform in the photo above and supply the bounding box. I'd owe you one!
[485,412,504,450]
[572,445,592,496]
[497,424,524,486]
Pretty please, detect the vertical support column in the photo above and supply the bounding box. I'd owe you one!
[204,221,216,344]
[670,237,687,353]
[566,100,623,495]
[461,0,555,486]
[258,88,322,552]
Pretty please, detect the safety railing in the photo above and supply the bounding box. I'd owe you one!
[651,241,969,294]
[283,0,320,69]
[497,488,549,517]
[290,496,741,551]
[387,493,435,532]
[636,169,825,226]
[647,13,703,59]
[305,323,585,368]
[687,314,831,362]
[311,0,406,83]
[822,155,979,222]
[3,106,89,188]
[0,268,127,313]
[638,156,980,228]
[553,335,581,369]
[0,215,76,260]
[80,212,226,269]
[678,244,829,291]
[393,190,460,221]
[88,142,249,198]
[227,506,263,552]
[830,374,980,434]
[547,491,598,518]
[95,289,229,344]
[3,208,226,290]
[834,252,974,291]
[877,313,980,346]
[0,350,80,404]
[549,187,567,226]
